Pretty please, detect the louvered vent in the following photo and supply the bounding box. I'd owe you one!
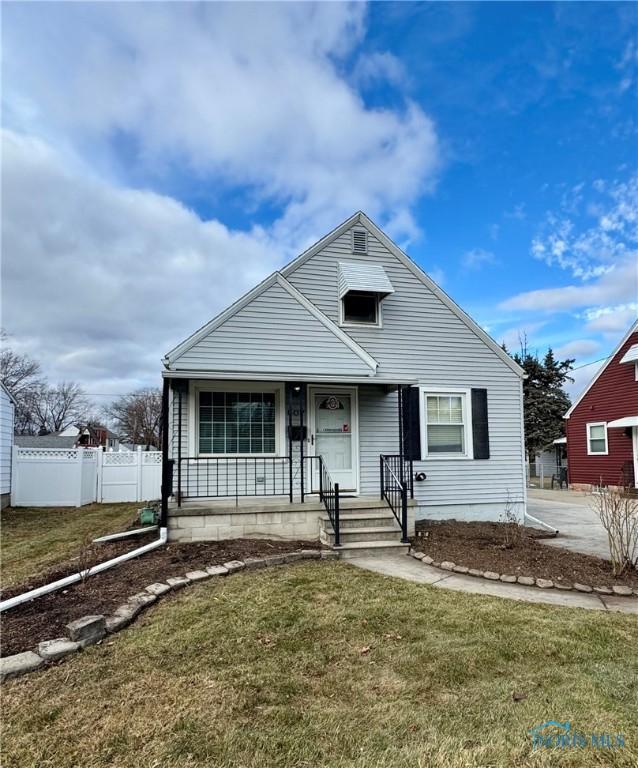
[352,229,368,254]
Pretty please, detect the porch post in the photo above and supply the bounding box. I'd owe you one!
[160,377,169,527]
[397,385,405,485]
[299,383,305,503]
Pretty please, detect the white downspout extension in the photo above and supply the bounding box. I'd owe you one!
[0,527,168,613]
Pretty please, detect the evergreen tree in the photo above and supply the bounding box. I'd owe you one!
[505,338,574,460]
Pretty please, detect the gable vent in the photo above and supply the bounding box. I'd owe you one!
[352,229,368,254]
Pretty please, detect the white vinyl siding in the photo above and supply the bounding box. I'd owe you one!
[587,422,608,455]
[1,387,14,497]
[174,281,371,377]
[286,225,525,516]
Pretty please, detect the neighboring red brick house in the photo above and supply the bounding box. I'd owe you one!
[565,320,638,490]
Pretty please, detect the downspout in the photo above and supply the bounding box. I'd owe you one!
[160,377,170,526]
[0,527,167,613]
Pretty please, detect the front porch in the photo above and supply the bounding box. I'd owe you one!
[168,494,417,557]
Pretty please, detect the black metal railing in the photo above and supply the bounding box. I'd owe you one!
[302,455,340,546]
[380,454,414,499]
[176,457,293,505]
[380,454,409,543]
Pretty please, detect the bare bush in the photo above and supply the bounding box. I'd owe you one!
[590,484,638,576]
[500,491,523,549]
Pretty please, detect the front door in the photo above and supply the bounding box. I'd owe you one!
[309,387,358,492]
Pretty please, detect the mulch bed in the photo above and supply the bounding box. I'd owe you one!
[0,537,318,657]
[412,520,638,589]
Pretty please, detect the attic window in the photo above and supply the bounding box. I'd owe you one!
[352,229,368,254]
[342,291,378,325]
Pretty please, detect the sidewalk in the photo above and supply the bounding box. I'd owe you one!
[349,554,638,614]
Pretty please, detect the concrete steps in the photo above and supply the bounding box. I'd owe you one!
[318,502,409,557]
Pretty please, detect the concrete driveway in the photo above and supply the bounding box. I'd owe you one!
[526,488,610,561]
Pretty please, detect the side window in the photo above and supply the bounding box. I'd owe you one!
[586,422,608,455]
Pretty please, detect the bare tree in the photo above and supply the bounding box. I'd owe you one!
[105,388,162,448]
[30,382,90,433]
[590,484,638,576]
[0,329,45,434]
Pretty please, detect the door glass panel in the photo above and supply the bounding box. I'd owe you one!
[315,394,352,470]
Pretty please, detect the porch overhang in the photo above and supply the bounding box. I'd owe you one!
[607,416,638,428]
[161,369,418,386]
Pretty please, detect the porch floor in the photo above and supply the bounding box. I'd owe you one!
[168,495,407,517]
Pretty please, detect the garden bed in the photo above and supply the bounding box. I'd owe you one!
[411,520,638,589]
[0,538,318,657]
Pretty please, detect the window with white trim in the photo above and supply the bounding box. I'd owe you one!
[199,391,276,454]
[586,422,608,455]
[424,392,468,456]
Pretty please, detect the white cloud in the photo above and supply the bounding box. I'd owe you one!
[555,339,600,359]
[352,51,407,88]
[500,256,637,312]
[1,130,285,393]
[583,303,638,334]
[2,2,439,244]
[461,248,496,271]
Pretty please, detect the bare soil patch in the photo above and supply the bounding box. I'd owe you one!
[412,520,638,589]
[0,537,318,657]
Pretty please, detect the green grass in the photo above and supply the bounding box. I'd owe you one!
[1,502,140,588]
[2,562,637,767]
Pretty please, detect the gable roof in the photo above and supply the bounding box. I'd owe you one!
[564,319,638,419]
[281,212,525,378]
[15,434,78,448]
[164,272,378,373]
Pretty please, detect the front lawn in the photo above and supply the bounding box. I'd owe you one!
[0,503,140,588]
[2,562,637,767]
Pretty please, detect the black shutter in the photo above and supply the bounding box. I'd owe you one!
[401,386,421,460]
[471,388,490,459]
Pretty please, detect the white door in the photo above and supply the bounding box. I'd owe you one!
[309,388,358,492]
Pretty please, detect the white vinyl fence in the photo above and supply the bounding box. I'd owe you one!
[11,446,162,507]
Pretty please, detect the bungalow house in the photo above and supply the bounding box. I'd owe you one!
[160,213,526,556]
[565,320,638,491]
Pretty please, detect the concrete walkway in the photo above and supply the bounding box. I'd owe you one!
[526,488,610,560]
[350,554,638,614]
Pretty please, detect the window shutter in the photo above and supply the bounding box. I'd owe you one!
[471,388,490,459]
[401,387,421,460]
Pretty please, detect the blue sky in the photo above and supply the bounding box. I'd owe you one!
[2,2,637,401]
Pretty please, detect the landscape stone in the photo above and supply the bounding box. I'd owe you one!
[440,561,455,571]
[185,570,210,581]
[0,651,43,683]
[612,585,633,596]
[106,613,134,633]
[65,615,105,647]
[166,576,190,589]
[536,579,554,589]
[517,576,535,586]
[263,554,285,566]
[321,550,339,560]
[468,569,483,578]
[206,565,229,576]
[301,549,321,559]
[145,582,171,596]
[410,550,425,560]
[432,562,441,568]
[37,638,80,661]
[283,552,303,563]
[129,592,157,608]
[223,560,245,572]
[574,583,593,593]
[593,585,613,595]
[243,557,267,569]
[422,556,435,565]
[554,582,573,591]
[453,565,469,574]
[500,574,517,583]
[483,571,500,581]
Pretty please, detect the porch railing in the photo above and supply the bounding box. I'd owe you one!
[303,455,340,547]
[176,456,293,506]
[380,454,409,543]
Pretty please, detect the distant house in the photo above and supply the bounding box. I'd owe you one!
[15,425,120,452]
[565,320,638,490]
[15,434,78,449]
[1,382,17,509]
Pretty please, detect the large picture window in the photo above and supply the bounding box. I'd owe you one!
[199,391,276,454]
[424,392,468,456]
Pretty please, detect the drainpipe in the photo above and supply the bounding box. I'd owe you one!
[0,527,168,613]
[160,377,170,527]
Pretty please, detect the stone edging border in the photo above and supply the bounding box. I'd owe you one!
[409,549,638,598]
[0,548,337,684]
